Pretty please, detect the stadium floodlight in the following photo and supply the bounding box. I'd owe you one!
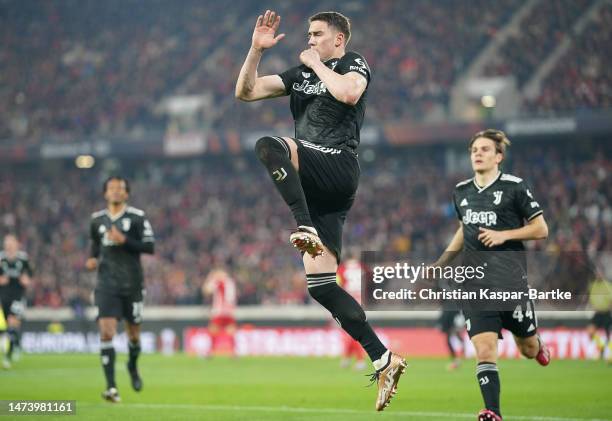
[481,95,496,108]
[75,155,95,169]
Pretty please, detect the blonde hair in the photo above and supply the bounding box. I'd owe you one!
[469,129,511,157]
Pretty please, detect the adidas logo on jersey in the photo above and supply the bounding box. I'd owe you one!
[460,198,468,207]
[301,72,311,78]
[462,209,497,226]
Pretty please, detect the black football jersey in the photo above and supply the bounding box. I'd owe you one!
[453,172,543,289]
[0,251,32,301]
[90,206,155,296]
[278,51,371,151]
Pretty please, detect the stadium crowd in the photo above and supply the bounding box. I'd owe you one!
[483,0,592,87]
[526,3,612,113]
[0,140,609,307]
[4,0,609,145]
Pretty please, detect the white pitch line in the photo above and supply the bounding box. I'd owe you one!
[79,402,611,421]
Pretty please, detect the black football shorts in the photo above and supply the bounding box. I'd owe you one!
[95,289,144,324]
[292,138,360,263]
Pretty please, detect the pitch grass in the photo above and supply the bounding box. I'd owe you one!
[0,354,610,420]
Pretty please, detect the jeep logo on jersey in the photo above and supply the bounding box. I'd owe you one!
[293,80,327,95]
[493,191,503,205]
[121,218,131,231]
[463,209,497,226]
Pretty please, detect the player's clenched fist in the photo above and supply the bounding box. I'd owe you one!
[252,10,285,51]
[299,48,321,69]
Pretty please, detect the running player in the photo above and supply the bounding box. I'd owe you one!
[0,234,32,367]
[434,129,551,421]
[86,176,155,402]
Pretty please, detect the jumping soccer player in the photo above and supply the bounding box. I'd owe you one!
[235,10,406,410]
[433,129,551,421]
[86,176,155,403]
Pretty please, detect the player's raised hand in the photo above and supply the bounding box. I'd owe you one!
[252,10,285,51]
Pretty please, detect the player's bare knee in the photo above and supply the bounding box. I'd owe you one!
[474,341,497,362]
[98,319,116,341]
[100,330,114,341]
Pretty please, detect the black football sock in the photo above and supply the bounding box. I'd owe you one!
[307,274,387,362]
[7,328,18,359]
[128,340,141,369]
[447,332,456,359]
[255,136,313,228]
[14,328,21,349]
[100,340,116,389]
[476,361,501,417]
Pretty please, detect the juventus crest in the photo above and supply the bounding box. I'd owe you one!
[493,191,503,205]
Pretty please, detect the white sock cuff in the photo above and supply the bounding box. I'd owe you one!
[372,349,391,371]
[100,340,114,350]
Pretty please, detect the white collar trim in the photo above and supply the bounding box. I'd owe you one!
[473,172,501,193]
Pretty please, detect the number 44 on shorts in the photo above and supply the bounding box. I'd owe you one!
[513,301,536,332]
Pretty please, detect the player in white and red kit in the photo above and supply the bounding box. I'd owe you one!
[337,258,366,370]
[202,269,237,356]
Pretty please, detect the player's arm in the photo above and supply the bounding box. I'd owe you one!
[120,218,155,254]
[19,259,32,288]
[202,279,213,297]
[478,182,547,247]
[85,219,99,271]
[235,10,287,102]
[478,214,548,247]
[0,267,6,285]
[432,223,464,267]
[202,271,220,296]
[305,57,367,106]
[19,274,31,288]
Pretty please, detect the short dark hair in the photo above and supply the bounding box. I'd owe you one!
[468,129,511,157]
[309,11,351,45]
[103,176,130,193]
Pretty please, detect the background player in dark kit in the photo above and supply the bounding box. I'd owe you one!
[86,177,155,402]
[0,234,32,367]
[433,130,551,421]
[235,10,406,411]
